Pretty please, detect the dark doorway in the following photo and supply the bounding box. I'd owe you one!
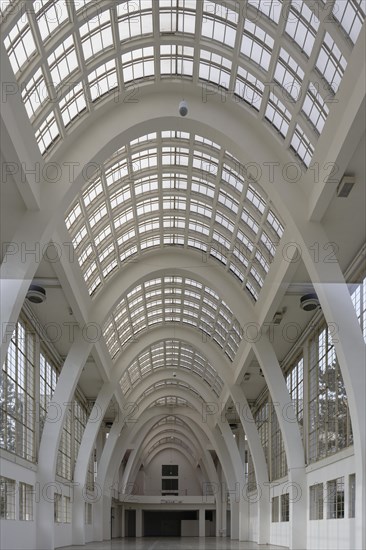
[143,510,198,536]
[125,509,136,537]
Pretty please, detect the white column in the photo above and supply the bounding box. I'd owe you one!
[72,382,114,545]
[136,508,142,537]
[199,508,205,537]
[254,335,306,550]
[36,334,92,550]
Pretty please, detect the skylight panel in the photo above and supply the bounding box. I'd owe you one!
[47,35,79,88]
[267,210,284,238]
[235,67,264,110]
[191,177,215,198]
[290,124,314,167]
[74,0,93,10]
[199,50,232,89]
[110,186,131,209]
[162,146,189,166]
[241,208,259,234]
[316,33,347,94]
[160,45,194,76]
[188,238,207,252]
[21,68,49,119]
[106,158,129,187]
[265,92,291,138]
[122,47,155,83]
[201,2,238,47]
[247,185,266,214]
[241,20,274,71]
[4,14,36,74]
[131,147,158,170]
[215,211,234,233]
[65,202,82,229]
[80,9,113,61]
[35,111,60,154]
[159,0,196,33]
[89,203,108,229]
[247,0,283,24]
[88,60,118,102]
[218,191,239,214]
[138,218,160,235]
[302,83,330,133]
[274,48,304,100]
[59,81,86,127]
[285,0,320,57]
[333,0,366,43]
[35,0,69,42]
[118,1,153,41]
[135,176,159,195]
[222,164,244,194]
[94,225,111,247]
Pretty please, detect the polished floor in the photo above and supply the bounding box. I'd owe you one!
[58,539,287,550]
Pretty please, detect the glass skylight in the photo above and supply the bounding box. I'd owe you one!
[120,339,224,396]
[202,2,238,48]
[103,275,242,361]
[274,48,305,101]
[4,14,36,74]
[265,93,292,138]
[290,124,314,167]
[285,0,320,57]
[302,83,330,134]
[333,0,366,44]
[316,33,347,94]
[2,0,359,162]
[80,9,114,61]
[247,0,283,24]
[65,131,284,300]
[34,0,69,42]
[241,20,274,71]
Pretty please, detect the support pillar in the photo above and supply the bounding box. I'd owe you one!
[136,508,142,537]
[199,507,205,537]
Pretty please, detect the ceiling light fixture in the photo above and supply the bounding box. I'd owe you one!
[179,99,188,117]
[26,284,46,304]
[300,293,320,311]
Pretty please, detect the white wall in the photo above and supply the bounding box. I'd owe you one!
[0,456,37,550]
[269,479,290,548]
[248,497,259,542]
[142,449,202,496]
[307,451,356,550]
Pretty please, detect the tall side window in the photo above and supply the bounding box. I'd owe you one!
[327,477,344,519]
[286,355,304,440]
[281,493,290,522]
[349,474,356,518]
[308,325,352,463]
[1,320,35,461]
[272,495,279,522]
[39,350,59,438]
[0,477,16,519]
[19,482,34,521]
[309,483,323,520]
[350,276,366,342]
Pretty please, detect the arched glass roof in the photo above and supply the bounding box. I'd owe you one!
[103,275,242,361]
[65,130,285,300]
[136,379,205,406]
[2,0,365,164]
[120,339,224,397]
[149,396,191,409]
[146,436,196,458]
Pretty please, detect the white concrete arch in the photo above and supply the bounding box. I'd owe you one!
[36,333,92,550]
[142,443,199,473]
[95,408,237,540]
[127,371,221,412]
